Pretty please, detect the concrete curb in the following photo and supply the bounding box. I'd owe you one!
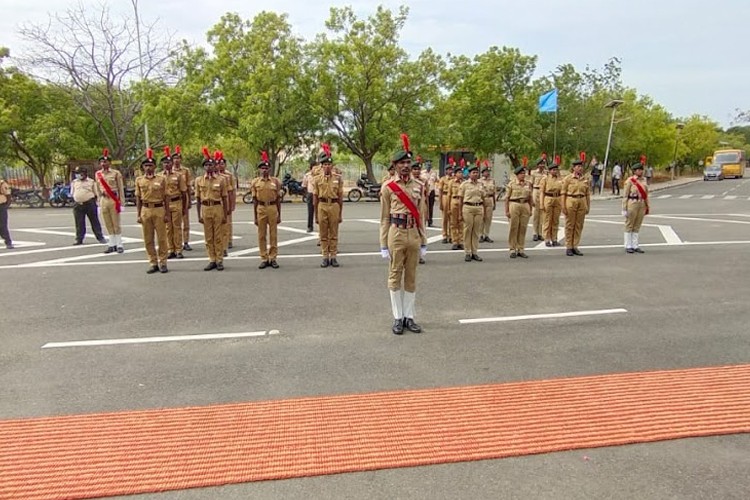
[592,178,702,202]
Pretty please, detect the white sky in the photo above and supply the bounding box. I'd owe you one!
[2,0,748,127]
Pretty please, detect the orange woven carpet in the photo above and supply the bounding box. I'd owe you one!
[2,364,750,500]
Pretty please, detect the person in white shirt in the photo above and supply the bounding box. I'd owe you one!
[70,167,107,246]
[612,163,622,195]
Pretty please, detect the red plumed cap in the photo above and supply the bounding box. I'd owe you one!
[542,152,547,161]
[146,148,153,160]
[554,155,561,165]
[322,143,331,156]
[448,156,455,165]
[163,146,170,158]
[400,133,410,153]
[175,145,181,155]
[459,158,465,167]
[522,156,528,167]
[483,159,490,167]
[580,151,586,162]
[261,151,269,162]
[202,147,211,160]
[640,154,647,164]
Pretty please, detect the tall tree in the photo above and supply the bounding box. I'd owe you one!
[18,1,173,168]
[310,6,441,180]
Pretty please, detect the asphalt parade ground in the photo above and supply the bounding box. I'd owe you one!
[1,177,749,499]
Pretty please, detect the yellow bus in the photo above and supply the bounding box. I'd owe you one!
[712,149,746,178]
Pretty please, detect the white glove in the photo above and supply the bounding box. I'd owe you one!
[621,210,628,217]
[420,245,427,257]
[119,206,125,214]
[380,248,390,259]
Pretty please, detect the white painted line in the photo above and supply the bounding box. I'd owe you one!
[228,234,318,257]
[657,225,683,245]
[725,196,737,200]
[42,330,278,349]
[1,240,45,249]
[701,195,715,200]
[459,308,628,325]
[678,195,693,199]
[657,195,672,199]
[427,234,444,244]
[649,215,750,225]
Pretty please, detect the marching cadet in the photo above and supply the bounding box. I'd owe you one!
[135,148,171,274]
[195,148,228,271]
[458,164,485,262]
[0,175,13,249]
[252,151,282,269]
[420,158,438,227]
[379,134,426,335]
[411,159,428,264]
[216,151,236,254]
[479,164,496,243]
[538,156,563,247]
[171,146,193,252]
[530,155,547,242]
[438,162,454,243]
[622,157,650,254]
[313,144,344,268]
[160,146,188,259]
[504,165,533,258]
[562,153,591,256]
[95,148,125,254]
[449,166,465,250]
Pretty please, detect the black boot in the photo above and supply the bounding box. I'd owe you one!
[321,258,330,268]
[404,318,422,333]
[392,319,404,335]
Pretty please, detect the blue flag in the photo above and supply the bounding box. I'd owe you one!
[538,89,558,113]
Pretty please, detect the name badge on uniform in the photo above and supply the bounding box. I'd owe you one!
[213,184,221,188]
[154,182,161,187]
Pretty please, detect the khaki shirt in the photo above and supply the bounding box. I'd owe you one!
[540,175,563,197]
[218,170,235,193]
[480,177,496,203]
[195,174,228,203]
[251,176,281,203]
[71,178,97,203]
[622,175,649,210]
[0,179,10,204]
[530,169,546,195]
[381,173,395,184]
[379,176,426,247]
[135,175,167,204]
[301,171,315,193]
[562,174,590,197]
[420,170,438,193]
[95,168,124,201]
[449,178,463,201]
[314,173,344,200]
[174,166,192,194]
[458,179,485,204]
[437,175,452,195]
[160,170,187,199]
[504,178,532,203]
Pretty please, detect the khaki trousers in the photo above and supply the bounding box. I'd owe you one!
[450,200,463,244]
[166,205,183,254]
[508,202,530,252]
[462,205,483,255]
[141,206,168,265]
[482,198,494,237]
[318,202,341,257]
[182,209,191,243]
[100,197,121,235]
[625,201,646,232]
[532,189,543,235]
[543,197,562,241]
[257,204,278,261]
[387,226,420,292]
[440,194,450,238]
[202,205,224,263]
[564,198,587,249]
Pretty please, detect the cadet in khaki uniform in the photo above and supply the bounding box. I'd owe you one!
[160,147,188,259]
[449,167,464,250]
[458,165,485,262]
[252,152,281,269]
[538,157,563,247]
[313,145,344,268]
[561,157,591,256]
[379,134,426,335]
[216,152,236,254]
[172,146,193,252]
[135,149,171,274]
[195,149,229,271]
[381,164,396,184]
[438,164,454,243]
[504,165,533,258]
[622,160,650,254]
[479,167,496,243]
[0,176,13,249]
[95,149,125,254]
[530,157,547,242]
[410,160,428,264]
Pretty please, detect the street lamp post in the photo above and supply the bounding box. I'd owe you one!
[602,99,624,195]
[671,123,685,181]
[132,0,150,151]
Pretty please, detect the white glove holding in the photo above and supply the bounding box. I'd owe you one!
[420,245,427,257]
[621,210,628,217]
[380,247,390,259]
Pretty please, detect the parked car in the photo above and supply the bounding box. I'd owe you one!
[703,165,724,181]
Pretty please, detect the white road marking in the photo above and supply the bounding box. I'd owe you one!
[649,215,750,225]
[679,195,693,199]
[0,240,45,249]
[42,330,278,349]
[701,195,715,200]
[657,195,672,199]
[657,225,683,245]
[228,234,318,257]
[459,308,628,325]
[725,196,737,200]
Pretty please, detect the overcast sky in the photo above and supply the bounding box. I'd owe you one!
[2,0,748,127]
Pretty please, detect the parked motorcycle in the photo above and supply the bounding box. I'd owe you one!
[281,173,306,201]
[11,187,45,208]
[347,174,381,202]
[49,182,75,208]
[124,186,137,206]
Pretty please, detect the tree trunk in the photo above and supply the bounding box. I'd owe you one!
[364,155,376,183]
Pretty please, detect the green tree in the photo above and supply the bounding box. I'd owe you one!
[309,6,441,180]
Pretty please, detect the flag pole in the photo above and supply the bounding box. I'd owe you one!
[553,107,558,160]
